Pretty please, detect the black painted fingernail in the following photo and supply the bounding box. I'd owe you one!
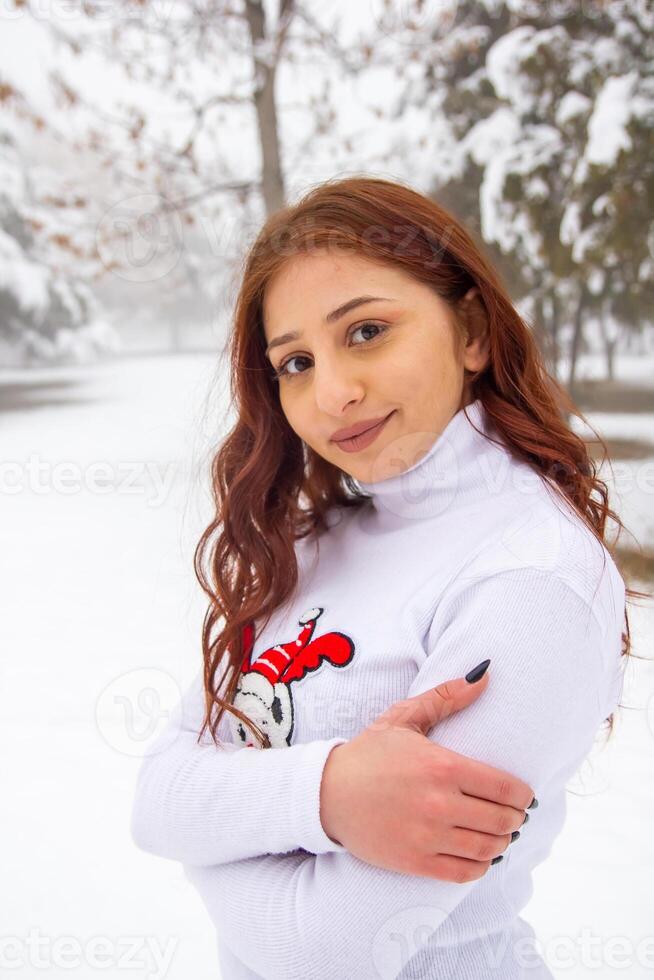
[522,812,529,825]
[528,796,539,809]
[465,659,491,683]
[491,855,504,865]
[511,830,520,842]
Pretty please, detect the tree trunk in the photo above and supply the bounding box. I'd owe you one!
[539,289,561,381]
[567,283,588,396]
[244,0,292,216]
[598,298,617,381]
[532,294,550,368]
[549,290,561,380]
[605,338,616,381]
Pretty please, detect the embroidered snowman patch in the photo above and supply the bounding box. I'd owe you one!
[228,607,355,749]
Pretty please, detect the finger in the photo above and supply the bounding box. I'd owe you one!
[450,792,528,836]
[417,851,491,883]
[440,825,514,863]
[378,681,460,733]
[380,674,490,735]
[445,749,535,811]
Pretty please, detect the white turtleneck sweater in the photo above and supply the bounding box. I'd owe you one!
[130,398,626,980]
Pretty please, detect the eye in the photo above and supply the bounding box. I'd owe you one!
[272,322,388,380]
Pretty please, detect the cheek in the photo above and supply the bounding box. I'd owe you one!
[390,337,458,392]
[279,391,310,440]
[398,342,463,415]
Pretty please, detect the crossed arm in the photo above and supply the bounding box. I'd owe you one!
[134,566,624,979]
[130,664,349,864]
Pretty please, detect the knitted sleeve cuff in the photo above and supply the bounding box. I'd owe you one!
[290,737,349,855]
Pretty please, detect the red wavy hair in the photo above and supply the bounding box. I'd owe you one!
[194,175,649,749]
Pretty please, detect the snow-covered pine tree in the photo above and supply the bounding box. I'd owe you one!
[0,121,117,366]
[400,0,653,385]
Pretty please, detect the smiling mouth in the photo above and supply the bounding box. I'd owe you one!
[333,410,395,452]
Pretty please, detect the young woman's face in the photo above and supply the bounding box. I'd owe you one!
[262,249,488,483]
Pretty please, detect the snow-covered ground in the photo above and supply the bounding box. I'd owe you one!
[1,351,653,979]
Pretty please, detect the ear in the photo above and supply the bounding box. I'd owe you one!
[457,287,490,373]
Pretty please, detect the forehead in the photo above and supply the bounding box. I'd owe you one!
[262,250,415,332]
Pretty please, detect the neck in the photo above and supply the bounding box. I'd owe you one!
[354,398,511,529]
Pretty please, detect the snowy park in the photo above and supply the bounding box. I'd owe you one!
[2,1,653,978]
[2,348,653,979]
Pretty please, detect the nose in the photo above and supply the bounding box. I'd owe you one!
[312,355,366,417]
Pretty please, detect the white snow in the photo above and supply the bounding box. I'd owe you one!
[586,72,638,168]
[0,227,51,317]
[1,351,653,979]
[486,25,538,111]
[477,122,561,262]
[568,410,654,552]
[555,91,592,128]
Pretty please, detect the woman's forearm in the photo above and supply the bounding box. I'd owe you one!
[182,567,623,980]
[130,668,348,865]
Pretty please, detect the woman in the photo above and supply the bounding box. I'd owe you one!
[131,176,640,979]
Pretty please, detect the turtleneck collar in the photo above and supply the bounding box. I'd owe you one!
[353,398,513,528]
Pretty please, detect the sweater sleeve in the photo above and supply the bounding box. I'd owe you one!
[182,566,625,980]
[129,666,349,865]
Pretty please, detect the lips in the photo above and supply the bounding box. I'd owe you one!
[331,411,394,444]
[332,410,395,453]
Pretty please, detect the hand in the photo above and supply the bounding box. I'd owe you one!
[319,668,534,882]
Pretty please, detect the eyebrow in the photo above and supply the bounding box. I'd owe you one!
[264,295,394,358]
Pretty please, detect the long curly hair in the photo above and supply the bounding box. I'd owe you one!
[193,175,649,749]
